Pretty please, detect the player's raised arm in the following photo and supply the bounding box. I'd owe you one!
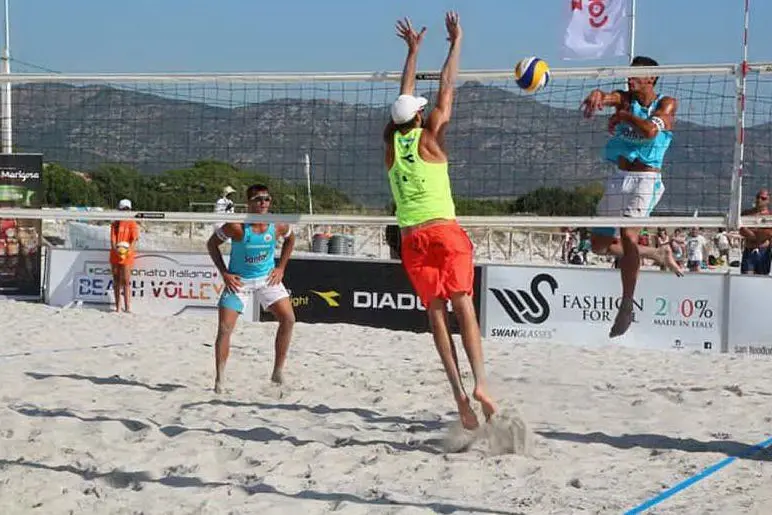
[581,89,626,118]
[384,17,426,142]
[425,11,462,136]
[396,18,426,96]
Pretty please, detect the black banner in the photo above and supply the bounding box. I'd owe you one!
[0,154,44,298]
[260,257,482,333]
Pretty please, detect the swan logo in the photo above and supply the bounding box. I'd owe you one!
[489,273,559,325]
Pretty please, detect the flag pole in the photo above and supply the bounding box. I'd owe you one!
[629,0,637,60]
[1,0,11,154]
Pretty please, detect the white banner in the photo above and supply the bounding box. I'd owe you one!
[727,275,772,357]
[483,265,723,352]
[46,248,254,319]
[562,0,631,61]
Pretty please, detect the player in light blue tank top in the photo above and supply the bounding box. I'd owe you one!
[206,184,297,393]
[604,94,673,170]
[580,56,683,340]
[226,223,278,280]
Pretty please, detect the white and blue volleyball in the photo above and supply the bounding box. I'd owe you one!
[514,57,551,94]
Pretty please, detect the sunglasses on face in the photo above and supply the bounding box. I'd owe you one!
[249,194,271,202]
[758,196,768,201]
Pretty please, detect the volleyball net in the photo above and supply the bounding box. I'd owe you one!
[2,62,772,233]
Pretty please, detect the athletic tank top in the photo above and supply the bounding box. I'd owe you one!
[227,224,277,279]
[387,128,456,228]
[604,94,673,170]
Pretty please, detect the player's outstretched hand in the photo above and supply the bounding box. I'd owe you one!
[396,17,426,51]
[444,11,462,43]
[581,90,604,118]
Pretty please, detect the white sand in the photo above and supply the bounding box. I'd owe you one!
[1,300,771,515]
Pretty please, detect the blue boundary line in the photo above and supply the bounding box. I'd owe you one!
[624,435,772,514]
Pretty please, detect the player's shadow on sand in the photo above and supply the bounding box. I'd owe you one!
[25,371,186,392]
[0,458,521,515]
[159,424,445,455]
[9,405,153,433]
[537,430,772,462]
[10,404,444,456]
[181,399,447,434]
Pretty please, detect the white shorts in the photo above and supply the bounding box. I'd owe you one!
[593,171,664,237]
[218,276,289,314]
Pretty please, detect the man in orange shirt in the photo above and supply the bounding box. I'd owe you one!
[110,198,140,313]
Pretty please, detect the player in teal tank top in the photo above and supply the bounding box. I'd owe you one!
[580,56,684,338]
[206,184,296,392]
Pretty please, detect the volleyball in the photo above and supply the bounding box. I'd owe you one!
[514,57,551,93]
[116,241,130,256]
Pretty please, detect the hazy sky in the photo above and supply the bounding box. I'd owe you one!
[8,0,770,73]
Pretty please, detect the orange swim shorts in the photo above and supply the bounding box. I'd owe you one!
[400,221,475,308]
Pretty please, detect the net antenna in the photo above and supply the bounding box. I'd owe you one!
[2,0,12,154]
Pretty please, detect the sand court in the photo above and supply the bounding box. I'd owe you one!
[1,300,771,514]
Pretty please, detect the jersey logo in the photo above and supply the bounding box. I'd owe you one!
[264,233,273,242]
[397,136,414,148]
[245,252,269,264]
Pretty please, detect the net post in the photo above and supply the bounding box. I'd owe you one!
[729,0,751,231]
[729,66,746,231]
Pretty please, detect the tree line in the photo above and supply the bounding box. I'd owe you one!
[41,160,603,217]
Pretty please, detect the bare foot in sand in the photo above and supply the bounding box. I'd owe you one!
[473,386,498,422]
[271,369,284,385]
[214,373,225,394]
[457,395,480,430]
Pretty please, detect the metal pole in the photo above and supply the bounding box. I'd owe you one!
[1,0,11,154]
[729,0,750,230]
[304,153,313,216]
[304,153,313,250]
[629,0,637,60]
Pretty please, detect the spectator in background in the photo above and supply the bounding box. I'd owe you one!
[561,227,573,263]
[685,227,707,273]
[655,228,670,271]
[655,228,669,249]
[713,228,731,265]
[638,228,650,248]
[213,185,237,239]
[576,229,592,264]
[215,186,236,215]
[110,198,140,313]
[670,228,686,268]
[739,188,772,275]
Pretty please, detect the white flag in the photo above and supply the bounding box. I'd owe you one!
[562,0,632,60]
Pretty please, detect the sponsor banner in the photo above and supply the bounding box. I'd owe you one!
[47,248,253,318]
[727,275,772,357]
[260,257,483,333]
[483,265,722,352]
[0,154,44,298]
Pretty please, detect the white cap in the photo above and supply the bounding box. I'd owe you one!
[390,94,428,124]
[118,198,132,210]
[222,185,236,196]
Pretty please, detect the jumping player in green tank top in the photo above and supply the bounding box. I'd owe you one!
[383,12,498,431]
